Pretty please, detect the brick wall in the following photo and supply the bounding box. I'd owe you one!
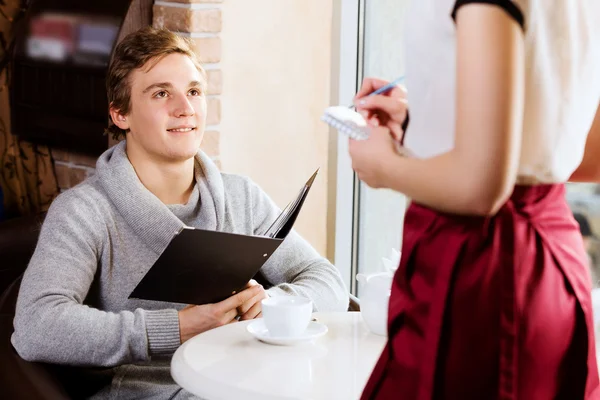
[56,0,223,191]
[51,149,97,191]
[154,0,223,168]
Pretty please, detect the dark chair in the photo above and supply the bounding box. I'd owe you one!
[0,213,114,400]
[0,212,46,296]
[0,212,71,399]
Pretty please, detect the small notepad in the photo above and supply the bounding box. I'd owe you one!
[321,106,370,140]
[321,105,415,157]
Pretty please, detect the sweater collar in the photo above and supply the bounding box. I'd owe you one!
[96,141,226,255]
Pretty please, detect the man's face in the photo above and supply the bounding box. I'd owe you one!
[112,53,207,163]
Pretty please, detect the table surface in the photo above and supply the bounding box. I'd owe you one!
[171,311,387,400]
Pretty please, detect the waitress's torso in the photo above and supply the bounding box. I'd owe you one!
[403,0,600,183]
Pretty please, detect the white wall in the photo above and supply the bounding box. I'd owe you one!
[219,1,334,255]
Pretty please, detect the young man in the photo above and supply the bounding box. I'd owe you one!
[11,27,348,399]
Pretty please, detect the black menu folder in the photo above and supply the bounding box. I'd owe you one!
[129,169,319,305]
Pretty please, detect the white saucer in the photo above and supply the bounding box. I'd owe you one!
[246,320,328,346]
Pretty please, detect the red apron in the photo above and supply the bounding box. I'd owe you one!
[361,184,599,399]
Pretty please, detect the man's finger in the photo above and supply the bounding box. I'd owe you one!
[216,284,262,312]
[240,301,263,321]
[237,291,264,315]
[222,307,238,324]
[244,279,259,289]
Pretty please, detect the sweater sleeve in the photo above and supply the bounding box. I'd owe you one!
[249,181,349,312]
[11,189,180,367]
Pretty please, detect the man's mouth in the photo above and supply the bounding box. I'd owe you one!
[167,127,196,133]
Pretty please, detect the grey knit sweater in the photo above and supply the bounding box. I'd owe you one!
[11,141,348,399]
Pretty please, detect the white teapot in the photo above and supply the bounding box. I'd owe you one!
[356,271,394,336]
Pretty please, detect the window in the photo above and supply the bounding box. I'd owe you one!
[333,0,410,295]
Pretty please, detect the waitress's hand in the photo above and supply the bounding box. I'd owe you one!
[348,125,398,189]
[353,77,408,141]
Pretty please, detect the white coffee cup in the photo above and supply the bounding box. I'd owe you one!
[261,296,313,337]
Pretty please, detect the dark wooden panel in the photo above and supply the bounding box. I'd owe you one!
[10,0,154,155]
[118,0,153,43]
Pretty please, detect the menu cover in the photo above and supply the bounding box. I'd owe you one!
[129,169,319,305]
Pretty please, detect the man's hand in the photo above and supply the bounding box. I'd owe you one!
[178,284,264,343]
[237,279,268,321]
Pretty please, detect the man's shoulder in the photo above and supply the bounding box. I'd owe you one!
[48,175,109,218]
[218,172,278,218]
[219,172,260,194]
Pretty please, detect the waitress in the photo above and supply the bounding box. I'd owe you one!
[348,0,600,398]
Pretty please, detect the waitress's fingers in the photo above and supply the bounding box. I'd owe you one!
[356,95,408,125]
[354,77,406,101]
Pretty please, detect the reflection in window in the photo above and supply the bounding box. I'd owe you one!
[567,183,600,288]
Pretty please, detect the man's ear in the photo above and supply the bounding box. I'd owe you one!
[109,106,130,131]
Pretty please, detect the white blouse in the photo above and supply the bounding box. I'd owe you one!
[403,0,600,183]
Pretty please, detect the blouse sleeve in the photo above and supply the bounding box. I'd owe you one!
[451,0,526,31]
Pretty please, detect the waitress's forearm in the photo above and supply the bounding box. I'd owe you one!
[569,162,600,183]
[381,151,516,216]
[570,104,600,183]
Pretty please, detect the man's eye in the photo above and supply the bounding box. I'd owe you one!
[155,91,168,98]
[189,89,202,96]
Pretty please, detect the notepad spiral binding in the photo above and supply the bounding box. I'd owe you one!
[321,106,370,141]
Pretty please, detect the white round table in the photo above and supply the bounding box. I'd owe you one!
[171,312,387,400]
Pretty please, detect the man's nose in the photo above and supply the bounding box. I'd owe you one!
[172,94,195,117]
